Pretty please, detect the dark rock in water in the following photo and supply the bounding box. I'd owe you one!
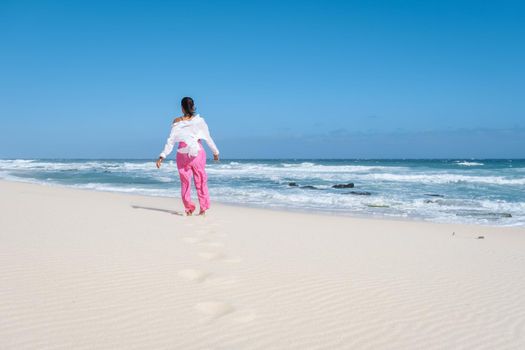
[424,193,444,197]
[289,182,320,190]
[344,191,371,196]
[424,199,436,204]
[332,183,354,189]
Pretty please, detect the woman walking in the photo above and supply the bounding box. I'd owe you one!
[156,97,220,216]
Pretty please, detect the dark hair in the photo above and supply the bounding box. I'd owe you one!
[181,97,195,117]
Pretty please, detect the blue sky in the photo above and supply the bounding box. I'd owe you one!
[1,0,524,159]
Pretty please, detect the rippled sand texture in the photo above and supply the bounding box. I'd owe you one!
[1,180,525,349]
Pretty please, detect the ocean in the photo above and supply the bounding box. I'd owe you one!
[1,158,524,226]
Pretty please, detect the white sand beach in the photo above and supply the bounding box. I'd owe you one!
[1,179,525,349]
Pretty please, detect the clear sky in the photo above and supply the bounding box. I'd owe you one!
[1,0,524,159]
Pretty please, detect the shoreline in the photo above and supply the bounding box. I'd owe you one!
[1,179,525,349]
[0,178,520,229]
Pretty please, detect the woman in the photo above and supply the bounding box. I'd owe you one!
[156,97,220,216]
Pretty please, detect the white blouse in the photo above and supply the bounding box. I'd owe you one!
[159,114,219,158]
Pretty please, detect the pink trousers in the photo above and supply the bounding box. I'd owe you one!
[176,141,210,213]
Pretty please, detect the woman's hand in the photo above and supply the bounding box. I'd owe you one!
[156,157,163,169]
[213,154,220,162]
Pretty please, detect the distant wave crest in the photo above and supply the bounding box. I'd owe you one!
[456,161,484,166]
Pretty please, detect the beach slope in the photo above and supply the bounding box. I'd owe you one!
[1,180,524,349]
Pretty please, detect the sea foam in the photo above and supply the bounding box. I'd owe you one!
[1,159,523,226]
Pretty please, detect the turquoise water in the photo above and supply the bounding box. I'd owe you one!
[1,159,524,226]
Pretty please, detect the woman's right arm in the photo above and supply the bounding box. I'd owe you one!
[159,123,178,159]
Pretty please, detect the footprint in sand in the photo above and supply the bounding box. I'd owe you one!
[194,301,234,320]
[198,251,226,261]
[182,237,205,244]
[204,241,224,248]
[177,269,211,283]
[223,256,242,263]
[231,310,257,323]
[197,251,242,263]
[196,228,217,235]
[182,237,224,248]
[195,230,217,237]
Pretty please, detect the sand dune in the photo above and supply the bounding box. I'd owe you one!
[1,179,524,349]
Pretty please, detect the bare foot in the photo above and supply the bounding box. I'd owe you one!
[198,210,206,216]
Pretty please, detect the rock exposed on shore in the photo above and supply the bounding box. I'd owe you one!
[332,183,354,189]
[456,211,512,218]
